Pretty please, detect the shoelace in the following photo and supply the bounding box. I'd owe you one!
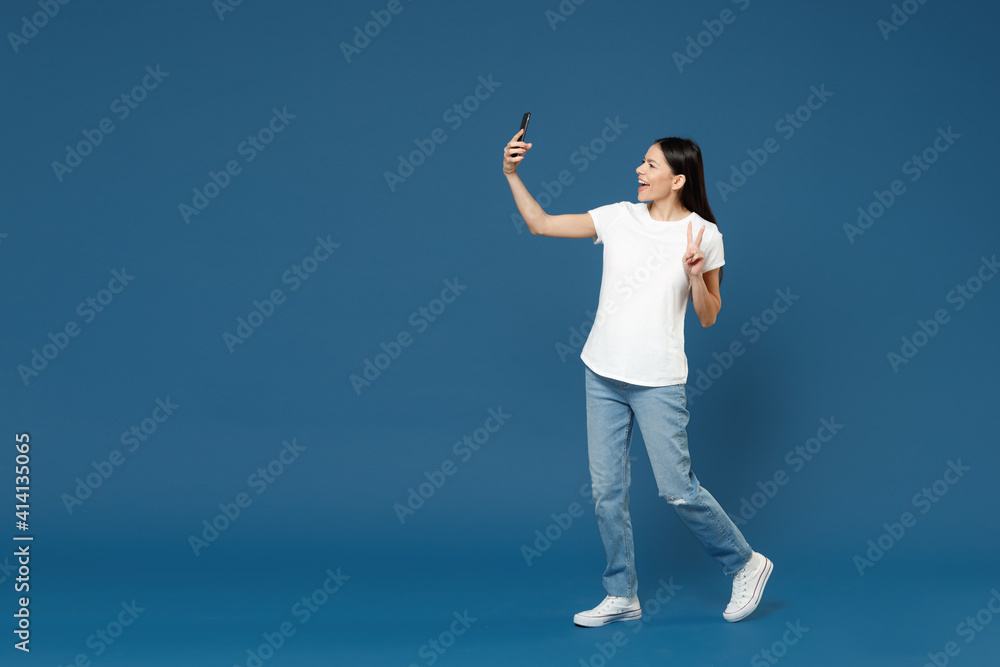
[731,567,752,603]
[603,596,633,611]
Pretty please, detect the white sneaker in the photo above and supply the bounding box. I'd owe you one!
[573,594,642,627]
[724,551,773,622]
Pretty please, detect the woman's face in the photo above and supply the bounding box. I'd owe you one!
[636,143,683,201]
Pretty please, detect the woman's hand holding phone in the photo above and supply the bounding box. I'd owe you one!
[503,113,532,175]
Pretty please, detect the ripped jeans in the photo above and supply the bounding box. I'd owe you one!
[584,364,753,598]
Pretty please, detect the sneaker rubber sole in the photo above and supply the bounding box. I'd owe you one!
[573,608,642,628]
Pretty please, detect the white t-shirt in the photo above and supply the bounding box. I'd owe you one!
[580,201,724,387]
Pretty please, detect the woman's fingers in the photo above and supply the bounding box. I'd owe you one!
[506,142,531,159]
[503,131,532,172]
[507,129,524,156]
[683,249,705,266]
[687,222,706,248]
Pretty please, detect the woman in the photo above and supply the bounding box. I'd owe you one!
[502,128,772,627]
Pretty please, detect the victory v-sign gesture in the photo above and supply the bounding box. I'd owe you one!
[683,221,706,279]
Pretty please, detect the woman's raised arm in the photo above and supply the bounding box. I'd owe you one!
[502,128,596,238]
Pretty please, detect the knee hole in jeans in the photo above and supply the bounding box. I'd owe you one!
[660,491,692,505]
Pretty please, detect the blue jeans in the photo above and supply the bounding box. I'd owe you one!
[584,364,753,598]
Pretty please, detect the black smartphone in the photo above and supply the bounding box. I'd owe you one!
[518,112,530,143]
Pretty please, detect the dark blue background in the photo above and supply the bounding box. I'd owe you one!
[3,0,998,664]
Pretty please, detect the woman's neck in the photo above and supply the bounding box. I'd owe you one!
[646,199,690,222]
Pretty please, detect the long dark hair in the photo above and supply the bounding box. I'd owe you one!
[654,137,723,286]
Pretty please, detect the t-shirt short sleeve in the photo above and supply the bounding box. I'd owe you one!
[702,226,725,272]
[588,201,625,245]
